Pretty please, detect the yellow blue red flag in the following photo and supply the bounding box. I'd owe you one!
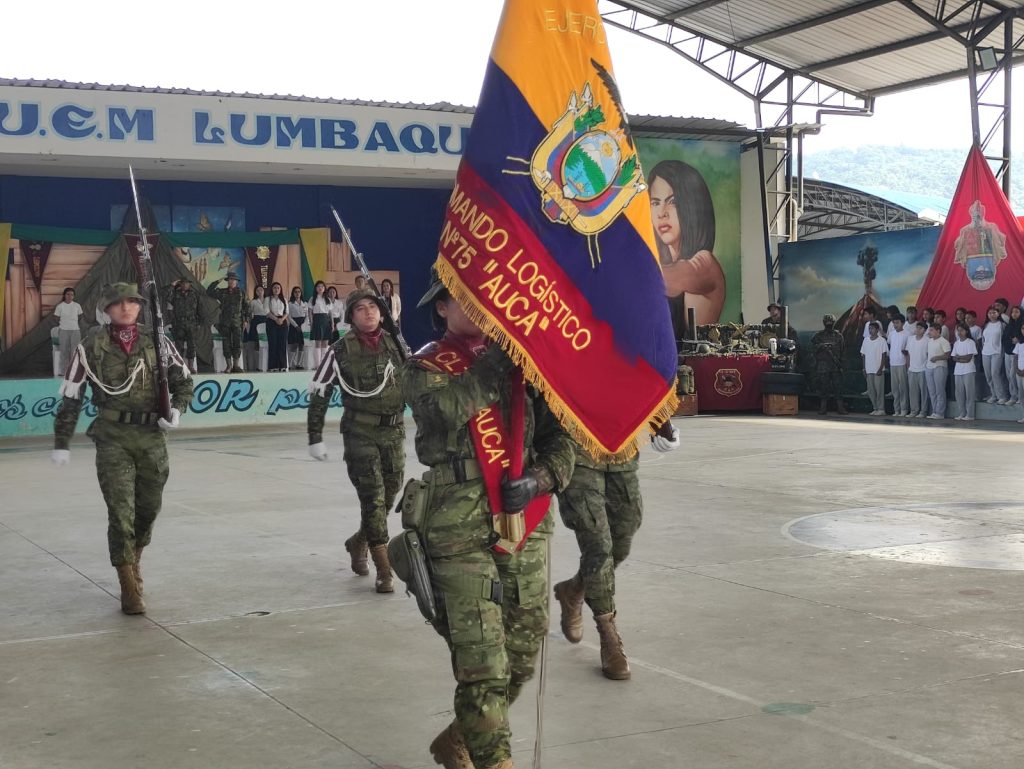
[434,0,678,460]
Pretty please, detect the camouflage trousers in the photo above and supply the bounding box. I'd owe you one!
[423,480,552,769]
[173,322,198,361]
[341,418,404,546]
[218,323,243,361]
[814,370,843,401]
[88,421,170,567]
[557,463,643,616]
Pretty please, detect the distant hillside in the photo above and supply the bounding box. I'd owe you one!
[803,145,1023,208]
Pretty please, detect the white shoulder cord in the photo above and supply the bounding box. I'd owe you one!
[333,357,396,399]
[77,349,147,397]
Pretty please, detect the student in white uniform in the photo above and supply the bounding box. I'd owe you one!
[861,321,888,416]
[925,323,951,419]
[951,323,978,420]
[887,315,910,416]
[1013,335,1024,423]
[906,321,930,418]
[53,287,84,375]
[981,306,1009,404]
[308,280,332,368]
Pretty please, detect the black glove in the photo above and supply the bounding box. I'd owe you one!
[500,466,553,511]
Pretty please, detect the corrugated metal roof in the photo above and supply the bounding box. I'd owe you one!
[606,0,1024,98]
[0,79,760,142]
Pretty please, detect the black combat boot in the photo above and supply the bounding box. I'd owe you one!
[836,399,848,415]
[817,398,828,415]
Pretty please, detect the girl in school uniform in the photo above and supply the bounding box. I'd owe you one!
[981,306,1010,404]
[951,323,978,420]
[326,285,346,341]
[287,286,309,370]
[265,282,290,372]
[308,280,332,368]
[1002,304,1022,405]
[244,284,268,372]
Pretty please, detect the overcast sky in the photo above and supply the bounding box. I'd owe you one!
[3,0,1015,154]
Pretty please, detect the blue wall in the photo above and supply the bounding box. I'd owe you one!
[0,175,451,350]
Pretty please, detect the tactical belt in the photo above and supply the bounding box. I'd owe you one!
[343,410,403,427]
[429,458,483,485]
[99,409,160,426]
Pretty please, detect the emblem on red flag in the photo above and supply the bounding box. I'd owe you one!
[714,368,743,397]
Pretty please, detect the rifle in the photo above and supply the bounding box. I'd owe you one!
[128,165,173,421]
[329,205,408,359]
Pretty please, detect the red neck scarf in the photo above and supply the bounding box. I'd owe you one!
[110,323,139,355]
[355,327,385,351]
[422,333,550,552]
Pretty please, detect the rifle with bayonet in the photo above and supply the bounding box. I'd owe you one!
[329,205,409,359]
[128,165,173,421]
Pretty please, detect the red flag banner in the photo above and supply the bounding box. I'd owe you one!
[432,0,678,461]
[19,240,52,291]
[917,145,1024,316]
[245,245,279,289]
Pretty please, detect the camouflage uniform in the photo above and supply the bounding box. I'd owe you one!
[402,339,575,769]
[206,276,251,367]
[54,319,193,569]
[811,314,846,414]
[308,330,406,548]
[557,446,641,616]
[167,282,201,362]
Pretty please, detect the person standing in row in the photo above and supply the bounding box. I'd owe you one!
[309,280,333,368]
[326,285,346,341]
[380,278,401,329]
[402,276,575,769]
[811,314,846,415]
[951,323,978,420]
[887,315,910,416]
[167,278,201,372]
[287,286,308,370]
[265,282,289,372]
[981,306,1009,404]
[906,321,931,418]
[1013,334,1024,423]
[1002,305,1022,405]
[243,284,268,373]
[553,425,678,681]
[51,283,193,615]
[307,288,406,592]
[861,321,888,416]
[54,287,84,375]
[925,323,951,419]
[207,271,251,373]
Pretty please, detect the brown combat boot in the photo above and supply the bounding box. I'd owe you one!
[429,721,473,769]
[370,544,394,593]
[594,612,630,680]
[344,530,369,576]
[115,564,146,615]
[553,574,585,643]
[132,547,144,594]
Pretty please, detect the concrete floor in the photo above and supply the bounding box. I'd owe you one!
[1,413,1023,769]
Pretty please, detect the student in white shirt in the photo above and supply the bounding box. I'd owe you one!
[887,315,911,416]
[308,280,332,368]
[1002,305,1022,405]
[925,323,952,419]
[53,287,84,375]
[981,306,1009,404]
[1013,335,1024,423]
[380,278,402,328]
[287,286,309,370]
[905,321,930,418]
[861,308,885,340]
[933,310,951,341]
[325,286,347,341]
[243,285,268,373]
[265,282,290,372]
[861,321,888,416]
[951,323,978,420]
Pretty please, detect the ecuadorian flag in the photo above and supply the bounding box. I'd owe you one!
[434,0,678,460]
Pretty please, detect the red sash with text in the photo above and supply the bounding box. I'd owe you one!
[423,334,550,553]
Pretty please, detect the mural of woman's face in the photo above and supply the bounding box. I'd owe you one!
[649,176,680,253]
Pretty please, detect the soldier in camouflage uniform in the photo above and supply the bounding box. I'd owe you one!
[206,271,251,373]
[307,289,405,593]
[811,313,847,415]
[167,277,201,370]
[553,424,679,681]
[402,277,575,769]
[51,283,193,615]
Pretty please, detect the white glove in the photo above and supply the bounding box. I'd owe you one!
[651,424,680,453]
[308,442,328,461]
[157,408,181,430]
[51,449,71,466]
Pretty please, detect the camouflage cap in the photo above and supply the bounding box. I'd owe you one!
[344,288,386,324]
[822,313,837,324]
[101,282,145,309]
[416,267,448,308]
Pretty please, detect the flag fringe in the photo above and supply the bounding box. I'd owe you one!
[435,259,679,463]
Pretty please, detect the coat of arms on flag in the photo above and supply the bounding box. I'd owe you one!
[432,0,679,461]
